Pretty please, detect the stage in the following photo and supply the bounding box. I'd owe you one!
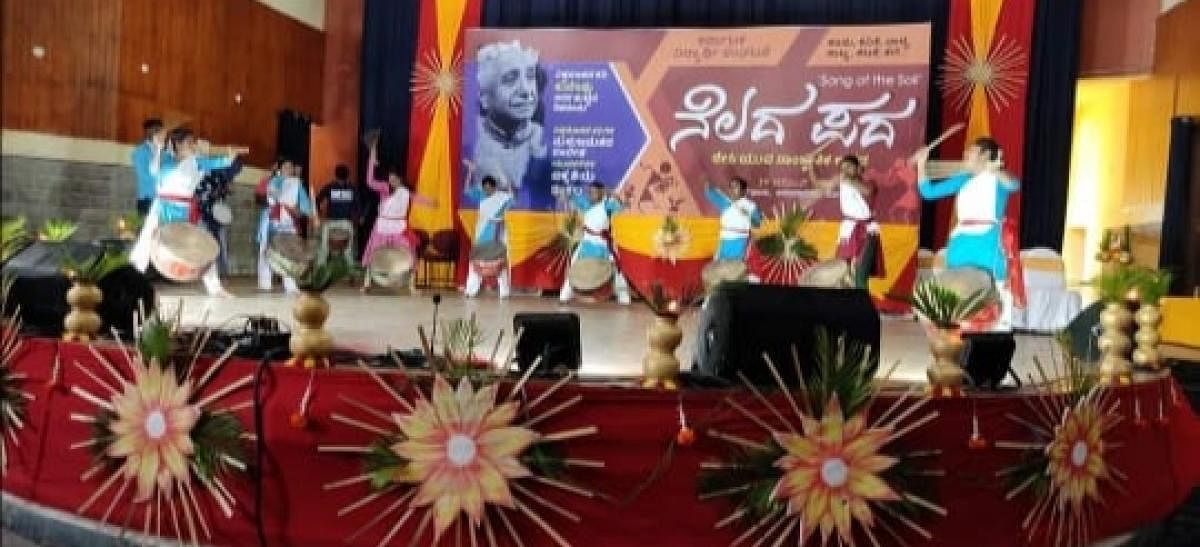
[155,279,1061,383]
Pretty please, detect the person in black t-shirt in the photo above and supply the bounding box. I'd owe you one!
[315,164,361,266]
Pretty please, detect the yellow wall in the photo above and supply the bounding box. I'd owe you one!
[1064,0,1200,283]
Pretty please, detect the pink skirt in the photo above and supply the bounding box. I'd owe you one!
[362,228,418,265]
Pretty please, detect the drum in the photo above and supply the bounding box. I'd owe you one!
[470,242,508,279]
[702,260,748,292]
[327,227,351,253]
[933,267,997,304]
[267,233,313,278]
[369,246,415,287]
[797,259,853,289]
[211,201,233,225]
[568,258,614,295]
[151,223,219,282]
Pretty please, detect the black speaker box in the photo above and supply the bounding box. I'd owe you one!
[693,283,880,387]
[512,312,581,374]
[2,241,155,336]
[962,332,1017,390]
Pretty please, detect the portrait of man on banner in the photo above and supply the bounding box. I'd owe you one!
[467,40,551,209]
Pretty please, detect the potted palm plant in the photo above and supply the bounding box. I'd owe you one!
[281,255,353,368]
[59,251,127,342]
[1132,268,1172,371]
[640,282,698,390]
[1090,265,1139,384]
[910,279,991,395]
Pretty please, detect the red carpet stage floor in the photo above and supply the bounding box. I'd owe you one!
[3,336,1199,546]
[153,279,1063,383]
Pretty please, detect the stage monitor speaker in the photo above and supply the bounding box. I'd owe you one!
[693,283,880,388]
[2,241,155,336]
[962,333,1017,390]
[512,312,581,374]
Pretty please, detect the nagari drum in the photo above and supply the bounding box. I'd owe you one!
[797,259,853,289]
[211,201,233,225]
[369,246,415,287]
[151,223,219,282]
[568,258,614,295]
[932,267,997,304]
[702,260,748,292]
[267,233,314,278]
[470,242,508,279]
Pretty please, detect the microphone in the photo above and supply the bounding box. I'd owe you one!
[430,293,442,352]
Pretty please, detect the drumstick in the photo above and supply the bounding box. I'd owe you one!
[925,123,965,152]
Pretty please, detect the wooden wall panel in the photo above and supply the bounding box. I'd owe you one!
[2,0,120,139]
[3,0,325,168]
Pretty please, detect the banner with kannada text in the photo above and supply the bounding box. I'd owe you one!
[460,24,929,302]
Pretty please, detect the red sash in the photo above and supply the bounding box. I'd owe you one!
[158,193,199,224]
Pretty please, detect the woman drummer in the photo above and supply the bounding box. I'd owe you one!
[464,169,514,299]
[129,127,246,297]
[705,176,763,263]
[255,158,313,293]
[558,181,631,305]
[360,138,437,292]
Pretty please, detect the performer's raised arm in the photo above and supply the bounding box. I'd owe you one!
[704,181,731,210]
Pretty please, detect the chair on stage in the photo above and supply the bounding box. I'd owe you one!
[414,229,458,289]
[1014,247,1081,333]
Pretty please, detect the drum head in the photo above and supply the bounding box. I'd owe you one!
[933,267,997,303]
[267,233,313,278]
[798,259,852,288]
[470,242,507,261]
[569,258,614,293]
[702,260,748,290]
[212,202,233,225]
[370,247,415,287]
[152,223,219,282]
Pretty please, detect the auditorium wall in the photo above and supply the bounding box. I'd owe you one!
[1063,0,1200,283]
[1,0,325,168]
[1,0,326,275]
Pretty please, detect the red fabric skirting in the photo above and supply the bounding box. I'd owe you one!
[4,337,1200,546]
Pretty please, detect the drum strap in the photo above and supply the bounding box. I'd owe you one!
[158,193,199,224]
[583,225,624,276]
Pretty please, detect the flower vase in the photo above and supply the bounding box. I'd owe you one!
[1132,303,1163,370]
[1098,302,1133,384]
[289,291,333,368]
[63,282,102,342]
[926,327,965,397]
[642,314,683,390]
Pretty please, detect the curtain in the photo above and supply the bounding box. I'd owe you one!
[274,109,312,176]
[359,0,422,174]
[1160,116,1198,296]
[1019,0,1081,251]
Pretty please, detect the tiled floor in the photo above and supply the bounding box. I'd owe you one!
[156,279,1061,384]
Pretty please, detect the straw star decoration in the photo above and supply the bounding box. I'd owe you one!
[69,313,251,546]
[321,346,604,546]
[412,49,464,114]
[940,34,1027,114]
[1,290,34,476]
[699,330,946,546]
[995,381,1126,546]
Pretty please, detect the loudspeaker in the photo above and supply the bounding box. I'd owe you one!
[2,241,155,336]
[512,312,581,374]
[694,283,880,387]
[962,333,1017,390]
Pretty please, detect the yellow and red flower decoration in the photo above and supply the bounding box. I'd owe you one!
[105,363,199,501]
[772,398,900,545]
[996,382,1125,545]
[699,331,945,546]
[70,314,251,544]
[323,344,603,546]
[393,376,537,536]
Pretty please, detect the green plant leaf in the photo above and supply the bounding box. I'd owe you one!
[190,411,247,480]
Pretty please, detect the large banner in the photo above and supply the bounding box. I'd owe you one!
[460,24,930,301]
